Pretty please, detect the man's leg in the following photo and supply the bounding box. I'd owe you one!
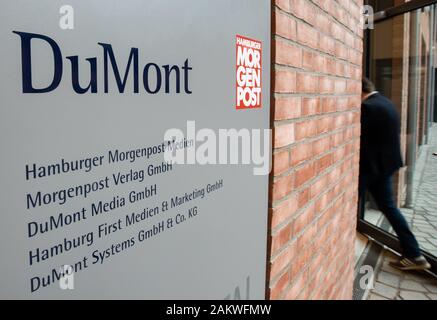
[368,174,421,259]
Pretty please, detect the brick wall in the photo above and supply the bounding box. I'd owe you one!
[267,0,363,300]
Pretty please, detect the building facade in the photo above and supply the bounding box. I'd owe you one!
[267,0,437,300]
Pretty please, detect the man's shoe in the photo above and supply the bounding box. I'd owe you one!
[389,256,431,271]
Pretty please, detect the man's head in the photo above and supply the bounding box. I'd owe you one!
[362,77,376,101]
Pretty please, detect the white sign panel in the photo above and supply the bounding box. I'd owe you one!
[0,0,270,299]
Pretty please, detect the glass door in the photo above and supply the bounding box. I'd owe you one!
[360,0,437,273]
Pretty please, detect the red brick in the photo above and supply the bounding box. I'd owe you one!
[285,270,309,300]
[274,123,295,148]
[319,76,334,94]
[316,116,331,134]
[314,55,327,74]
[275,69,297,93]
[334,79,347,94]
[274,97,302,120]
[294,120,318,141]
[276,39,302,68]
[321,97,336,113]
[270,240,297,279]
[290,0,316,25]
[275,10,297,41]
[319,34,335,55]
[271,223,293,254]
[302,97,320,116]
[316,153,333,174]
[313,136,331,156]
[294,162,316,188]
[314,12,330,32]
[271,195,299,229]
[302,50,315,71]
[284,270,308,300]
[272,174,294,201]
[310,175,328,197]
[290,142,313,166]
[269,271,290,300]
[275,0,290,12]
[297,73,319,93]
[273,150,290,176]
[297,22,319,49]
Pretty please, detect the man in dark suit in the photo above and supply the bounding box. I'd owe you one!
[359,78,430,271]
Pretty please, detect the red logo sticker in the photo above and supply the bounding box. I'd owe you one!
[236,35,262,110]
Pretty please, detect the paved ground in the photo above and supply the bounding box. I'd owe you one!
[367,124,437,300]
[404,124,437,256]
[368,250,437,300]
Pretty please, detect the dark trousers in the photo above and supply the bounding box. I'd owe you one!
[359,172,422,259]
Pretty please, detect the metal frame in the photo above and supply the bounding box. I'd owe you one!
[405,9,421,207]
[372,0,437,23]
[358,220,437,274]
[425,5,435,145]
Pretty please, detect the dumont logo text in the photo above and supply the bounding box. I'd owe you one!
[13,31,193,94]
